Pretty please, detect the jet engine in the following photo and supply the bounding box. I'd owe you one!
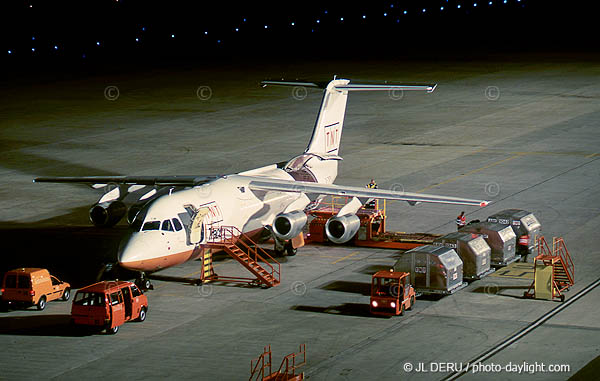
[272,210,307,241]
[127,202,150,226]
[89,200,127,227]
[325,214,361,244]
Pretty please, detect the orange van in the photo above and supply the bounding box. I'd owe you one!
[1,268,71,310]
[71,280,148,334]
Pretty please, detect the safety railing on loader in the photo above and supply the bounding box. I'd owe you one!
[525,236,575,301]
[553,237,574,284]
[250,345,273,381]
[249,344,306,381]
[309,195,386,216]
[275,343,306,380]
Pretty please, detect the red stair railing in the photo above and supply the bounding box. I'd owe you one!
[208,225,280,285]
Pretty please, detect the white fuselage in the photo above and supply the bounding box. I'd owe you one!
[118,167,309,272]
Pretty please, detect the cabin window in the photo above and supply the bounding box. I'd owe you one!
[142,221,161,231]
[161,219,174,231]
[172,218,183,231]
[110,292,122,305]
[74,292,105,306]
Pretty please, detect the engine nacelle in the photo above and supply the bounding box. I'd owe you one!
[127,203,147,225]
[89,200,127,227]
[272,210,308,241]
[325,214,361,244]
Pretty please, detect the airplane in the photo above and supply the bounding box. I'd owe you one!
[34,78,489,287]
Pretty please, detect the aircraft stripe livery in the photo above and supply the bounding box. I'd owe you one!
[34,78,489,279]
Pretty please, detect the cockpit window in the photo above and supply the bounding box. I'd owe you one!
[142,221,161,231]
[172,218,183,231]
[161,219,173,231]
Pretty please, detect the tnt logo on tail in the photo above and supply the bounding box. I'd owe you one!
[325,123,341,153]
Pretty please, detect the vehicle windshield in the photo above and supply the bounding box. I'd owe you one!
[372,277,400,297]
[73,292,105,306]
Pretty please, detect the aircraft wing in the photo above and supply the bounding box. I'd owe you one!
[246,177,489,207]
[33,175,218,186]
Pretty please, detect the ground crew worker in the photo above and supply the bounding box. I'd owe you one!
[456,211,466,230]
[366,179,378,208]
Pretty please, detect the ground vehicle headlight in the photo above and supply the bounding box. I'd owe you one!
[371,300,378,307]
[390,302,396,308]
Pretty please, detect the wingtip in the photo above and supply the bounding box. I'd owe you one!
[480,201,490,207]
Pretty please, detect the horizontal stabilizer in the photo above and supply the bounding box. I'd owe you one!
[33,175,218,186]
[260,80,437,93]
[260,80,324,88]
[334,84,436,93]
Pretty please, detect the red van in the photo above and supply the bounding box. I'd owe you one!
[71,281,148,334]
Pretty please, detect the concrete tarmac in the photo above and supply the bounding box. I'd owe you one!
[1,56,599,380]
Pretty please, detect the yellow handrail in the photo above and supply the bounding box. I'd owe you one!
[323,196,386,216]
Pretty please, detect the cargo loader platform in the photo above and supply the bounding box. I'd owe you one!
[306,198,441,250]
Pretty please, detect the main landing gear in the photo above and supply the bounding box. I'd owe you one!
[274,238,297,257]
[265,225,297,257]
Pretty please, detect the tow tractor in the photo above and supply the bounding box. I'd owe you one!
[370,270,415,316]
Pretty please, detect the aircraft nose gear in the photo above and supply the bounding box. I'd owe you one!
[96,262,119,281]
[136,273,154,291]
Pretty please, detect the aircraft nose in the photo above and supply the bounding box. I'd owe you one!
[118,233,154,271]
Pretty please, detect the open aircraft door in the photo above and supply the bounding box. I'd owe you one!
[190,208,210,245]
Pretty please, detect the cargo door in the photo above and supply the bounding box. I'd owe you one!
[121,286,133,320]
[429,257,444,290]
[414,253,428,289]
[522,214,542,252]
[189,209,208,245]
[130,284,144,318]
[18,275,32,302]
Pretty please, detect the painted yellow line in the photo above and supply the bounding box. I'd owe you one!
[183,269,205,278]
[184,265,217,279]
[417,153,525,193]
[331,251,360,264]
[585,153,599,158]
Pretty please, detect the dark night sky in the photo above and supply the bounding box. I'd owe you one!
[0,0,595,73]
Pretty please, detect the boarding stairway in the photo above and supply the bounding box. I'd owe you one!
[250,344,306,381]
[525,236,574,301]
[205,226,280,288]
